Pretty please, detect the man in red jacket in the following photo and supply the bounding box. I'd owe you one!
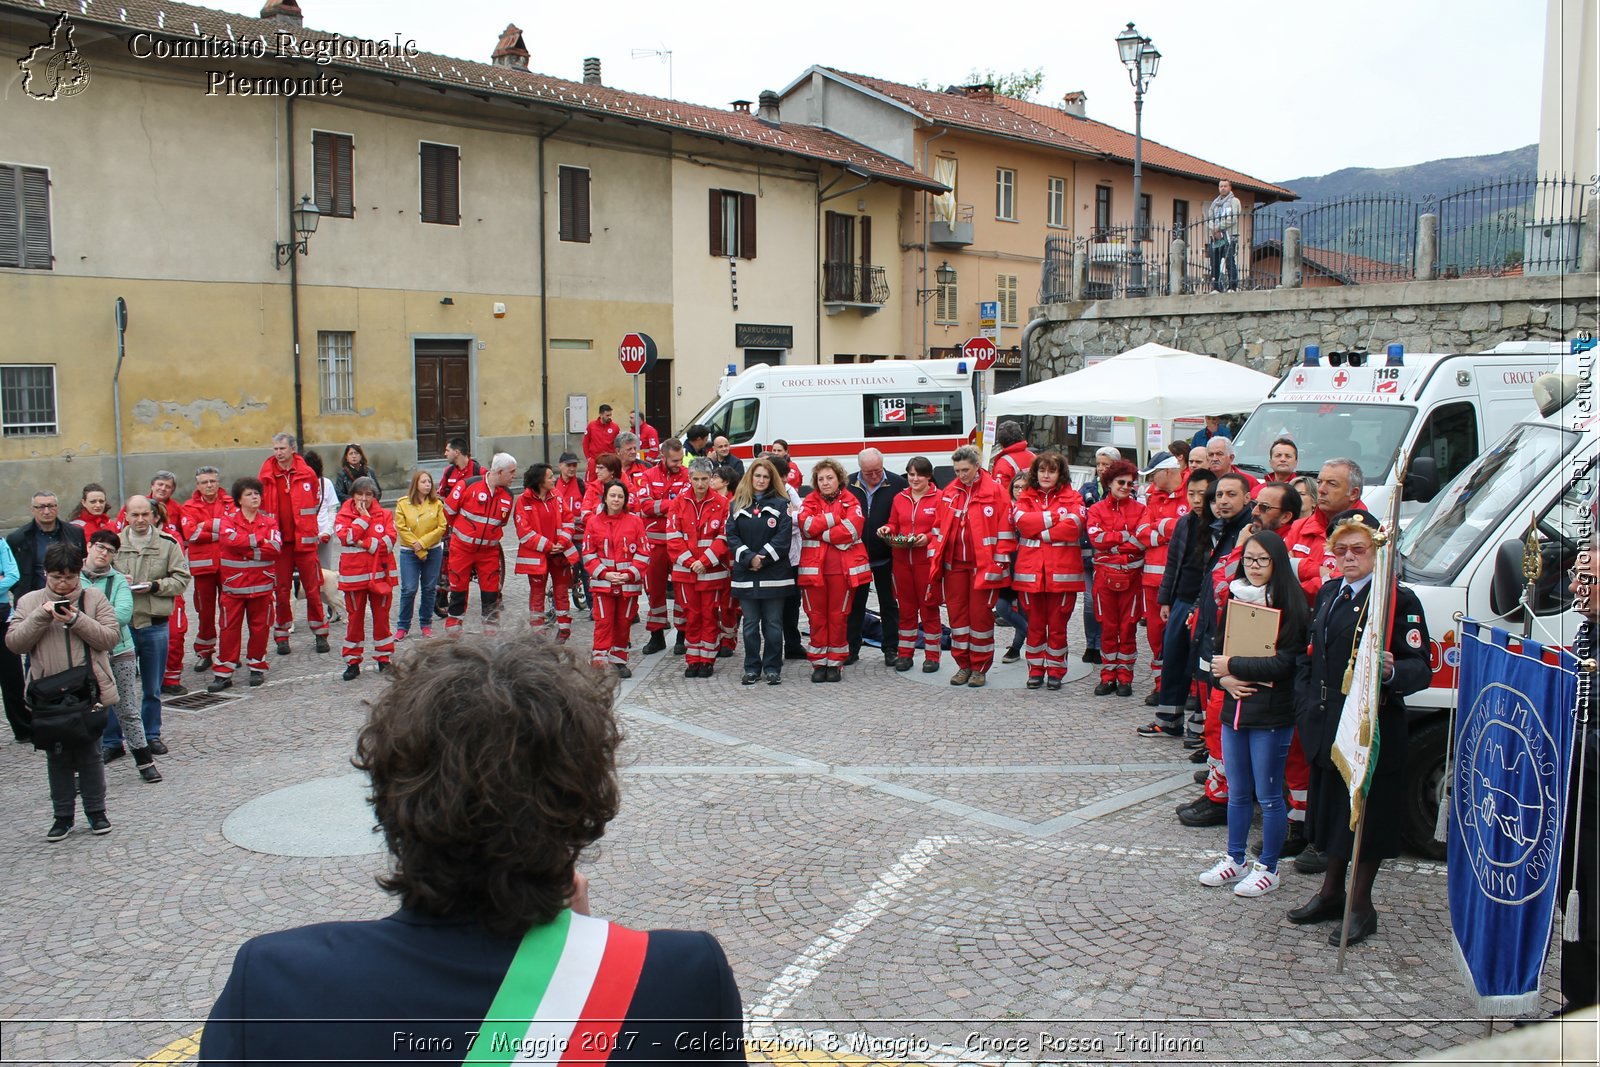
[1133,452,1187,703]
[259,434,330,655]
[631,411,662,464]
[183,465,236,675]
[637,439,691,655]
[583,405,620,480]
[990,421,1035,487]
[442,452,518,632]
[929,446,1010,688]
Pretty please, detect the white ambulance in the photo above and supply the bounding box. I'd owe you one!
[678,359,979,484]
[1231,341,1575,521]
[1381,361,1595,857]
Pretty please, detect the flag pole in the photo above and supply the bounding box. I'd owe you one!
[1335,816,1366,973]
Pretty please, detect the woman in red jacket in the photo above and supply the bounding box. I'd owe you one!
[665,459,730,678]
[879,456,943,673]
[69,483,114,540]
[1086,459,1146,696]
[207,478,281,692]
[583,481,650,677]
[798,458,871,683]
[1008,452,1086,691]
[514,464,577,642]
[334,478,398,680]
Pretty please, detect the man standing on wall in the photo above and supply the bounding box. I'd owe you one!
[1207,179,1243,293]
[259,433,330,656]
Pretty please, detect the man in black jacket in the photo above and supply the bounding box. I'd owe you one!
[846,449,907,666]
[3,492,88,742]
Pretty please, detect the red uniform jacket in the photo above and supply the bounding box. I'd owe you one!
[783,463,803,492]
[583,511,649,596]
[583,418,621,478]
[797,491,871,589]
[1134,486,1187,588]
[636,462,692,544]
[110,502,185,541]
[635,422,662,463]
[182,490,238,575]
[333,499,398,591]
[259,455,323,553]
[1282,497,1364,603]
[72,512,114,540]
[991,442,1036,488]
[437,459,484,522]
[928,472,1010,589]
[554,475,584,538]
[884,488,942,543]
[1007,485,1086,594]
[665,491,730,585]
[218,510,282,598]
[443,477,513,551]
[1086,496,1147,578]
[512,490,576,577]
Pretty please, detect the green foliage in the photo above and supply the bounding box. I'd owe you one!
[914,68,1046,102]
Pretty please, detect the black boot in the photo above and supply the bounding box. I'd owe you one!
[642,631,667,655]
[672,630,687,657]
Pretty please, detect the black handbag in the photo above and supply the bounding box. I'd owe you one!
[26,596,106,751]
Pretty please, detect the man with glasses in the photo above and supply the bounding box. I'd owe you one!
[3,493,87,742]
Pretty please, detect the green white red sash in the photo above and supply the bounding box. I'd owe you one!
[466,910,647,1065]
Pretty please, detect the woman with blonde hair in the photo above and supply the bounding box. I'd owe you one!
[797,458,870,683]
[725,457,792,685]
[393,469,447,641]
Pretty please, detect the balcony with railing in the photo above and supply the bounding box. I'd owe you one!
[822,262,889,314]
[930,203,975,246]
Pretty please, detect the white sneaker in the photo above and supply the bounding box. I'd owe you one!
[1233,862,1281,897]
[1198,856,1247,887]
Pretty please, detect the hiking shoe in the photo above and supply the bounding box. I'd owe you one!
[192,655,214,674]
[895,657,913,672]
[1046,676,1063,691]
[1144,689,1160,706]
[276,640,291,656]
[673,632,687,657]
[1198,856,1247,887]
[342,664,360,681]
[812,666,828,683]
[950,668,972,686]
[314,636,331,654]
[1082,648,1102,664]
[642,631,667,655]
[46,818,72,842]
[1026,673,1045,690]
[1137,722,1182,738]
[1177,797,1229,827]
[248,671,266,687]
[615,664,633,679]
[967,672,987,688]
[1116,683,1134,697]
[1093,680,1116,696]
[207,678,232,693]
[161,684,187,697]
[88,814,112,835]
[1001,648,1021,664]
[1294,846,1329,875]
[922,660,939,673]
[1233,863,1281,897]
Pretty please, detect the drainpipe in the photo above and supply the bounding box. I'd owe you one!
[1019,315,1048,387]
[536,113,573,461]
[286,96,306,448]
[921,126,949,358]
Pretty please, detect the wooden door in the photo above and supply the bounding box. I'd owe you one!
[644,359,673,439]
[414,340,471,459]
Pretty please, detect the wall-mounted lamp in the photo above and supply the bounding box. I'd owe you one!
[273,194,320,269]
[440,297,455,306]
[915,260,957,305]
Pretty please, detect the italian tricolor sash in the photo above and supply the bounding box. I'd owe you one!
[466,910,648,1065]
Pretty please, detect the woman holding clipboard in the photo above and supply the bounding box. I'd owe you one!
[1194,529,1308,898]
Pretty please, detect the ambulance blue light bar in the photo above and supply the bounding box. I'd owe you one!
[1303,345,1321,366]
[1386,343,1404,367]
[727,363,737,377]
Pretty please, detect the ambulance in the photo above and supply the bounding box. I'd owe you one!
[1231,341,1575,521]
[678,359,979,484]
[1382,357,1594,857]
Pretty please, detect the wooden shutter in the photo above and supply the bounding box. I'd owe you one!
[708,189,725,256]
[1,166,51,270]
[739,192,757,259]
[0,167,19,268]
[559,166,590,243]
[421,143,459,225]
[860,216,872,266]
[313,132,353,218]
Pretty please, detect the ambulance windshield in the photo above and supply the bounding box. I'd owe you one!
[1232,402,1416,479]
[1399,421,1579,582]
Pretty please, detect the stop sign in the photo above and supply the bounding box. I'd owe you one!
[962,336,998,372]
[618,332,658,376]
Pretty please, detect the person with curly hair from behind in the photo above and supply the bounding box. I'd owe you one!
[199,629,746,1062]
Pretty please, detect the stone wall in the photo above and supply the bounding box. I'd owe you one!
[1026,273,1598,381]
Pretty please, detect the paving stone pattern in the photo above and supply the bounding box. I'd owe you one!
[0,562,1566,1065]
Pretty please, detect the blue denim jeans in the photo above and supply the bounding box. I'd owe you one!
[396,550,443,631]
[105,623,167,748]
[995,591,1028,653]
[1221,721,1295,871]
[1156,598,1195,711]
[739,596,784,676]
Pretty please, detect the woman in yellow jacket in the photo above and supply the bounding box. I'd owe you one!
[392,470,448,639]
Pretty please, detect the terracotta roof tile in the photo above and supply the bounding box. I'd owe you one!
[5,0,944,191]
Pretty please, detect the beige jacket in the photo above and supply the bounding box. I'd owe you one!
[6,585,121,706]
[115,529,192,628]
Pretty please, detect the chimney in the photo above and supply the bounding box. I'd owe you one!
[951,83,993,101]
[259,0,303,26]
[582,57,602,85]
[730,99,752,114]
[1060,91,1087,117]
[491,24,529,71]
[757,90,780,124]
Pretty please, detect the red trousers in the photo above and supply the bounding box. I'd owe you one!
[676,583,724,666]
[1092,572,1139,684]
[1286,731,1309,825]
[342,588,395,665]
[1203,685,1229,802]
[1141,583,1165,689]
[448,544,502,593]
[590,592,636,667]
[216,594,272,679]
[644,547,673,633]
[803,574,851,666]
[1019,591,1077,680]
[892,553,942,664]
[192,572,221,657]
[527,564,573,641]
[943,567,999,673]
[163,594,188,685]
[273,549,328,640]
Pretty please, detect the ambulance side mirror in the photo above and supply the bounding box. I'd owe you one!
[1490,539,1528,618]
[1403,456,1440,502]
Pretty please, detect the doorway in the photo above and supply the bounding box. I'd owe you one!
[414,339,471,460]
[644,359,674,439]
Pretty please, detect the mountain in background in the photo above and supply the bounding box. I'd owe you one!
[1272,144,1540,202]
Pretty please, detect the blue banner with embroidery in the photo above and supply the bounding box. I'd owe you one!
[1449,620,1579,1014]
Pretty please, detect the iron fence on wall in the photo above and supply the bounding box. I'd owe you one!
[1431,173,1591,277]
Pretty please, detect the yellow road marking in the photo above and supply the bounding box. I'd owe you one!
[134,1028,203,1065]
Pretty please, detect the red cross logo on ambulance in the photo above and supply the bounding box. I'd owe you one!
[1332,371,1349,388]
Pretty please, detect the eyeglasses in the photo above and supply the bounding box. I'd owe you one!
[31,503,57,510]
[1253,501,1281,512]
[1331,544,1371,558]
[1112,479,1135,487]
[1241,556,1272,568]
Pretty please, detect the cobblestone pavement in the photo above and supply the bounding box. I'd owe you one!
[0,577,1566,1065]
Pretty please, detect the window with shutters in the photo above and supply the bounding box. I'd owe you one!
[1046,177,1066,229]
[995,168,1016,221]
[419,142,459,225]
[0,365,57,436]
[317,331,355,414]
[1094,186,1112,239]
[0,164,52,270]
[997,274,1019,326]
[934,269,958,324]
[558,166,591,243]
[708,189,757,258]
[312,131,353,219]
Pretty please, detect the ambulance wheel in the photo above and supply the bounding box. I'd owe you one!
[1402,718,1448,861]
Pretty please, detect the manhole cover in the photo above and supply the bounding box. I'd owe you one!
[164,690,241,711]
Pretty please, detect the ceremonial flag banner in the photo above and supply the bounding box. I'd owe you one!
[1449,620,1579,1014]
[1333,529,1398,827]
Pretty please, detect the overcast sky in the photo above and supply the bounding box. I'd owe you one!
[208,0,1550,182]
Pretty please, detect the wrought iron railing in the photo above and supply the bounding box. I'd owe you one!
[822,262,890,304]
[1431,173,1591,277]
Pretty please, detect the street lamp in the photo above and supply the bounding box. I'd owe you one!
[274,194,321,269]
[1116,21,1159,294]
[916,259,957,304]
